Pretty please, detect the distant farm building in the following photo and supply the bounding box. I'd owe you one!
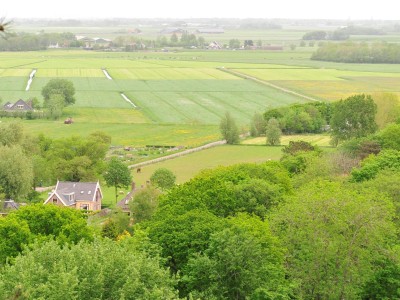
[93,37,112,46]
[207,41,222,49]
[3,99,33,111]
[76,36,94,48]
[44,181,102,211]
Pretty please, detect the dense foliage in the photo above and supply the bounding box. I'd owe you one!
[270,181,397,299]
[0,238,178,299]
[220,111,240,144]
[263,102,331,134]
[0,32,80,51]
[0,204,93,264]
[312,42,400,63]
[330,94,378,144]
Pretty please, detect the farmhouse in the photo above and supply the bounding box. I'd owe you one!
[94,37,112,46]
[3,99,33,111]
[44,181,102,211]
[207,41,222,49]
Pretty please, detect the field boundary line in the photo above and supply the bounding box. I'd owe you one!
[128,140,226,169]
[218,68,320,102]
[9,60,47,69]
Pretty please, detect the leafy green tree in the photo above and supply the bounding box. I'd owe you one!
[170,33,178,44]
[220,111,239,144]
[330,94,378,145]
[270,181,397,299]
[104,157,132,203]
[149,209,226,283]
[38,133,111,185]
[376,123,400,151]
[129,185,161,223]
[0,122,24,147]
[12,204,93,244]
[29,97,40,110]
[0,216,32,264]
[372,92,400,128]
[150,168,176,191]
[41,78,76,106]
[0,239,178,299]
[282,140,316,156]
[101,208,131,240]
[303,30,327,40]
[250,112,266,137]
[0,145,33,200]
[44,93,65,119]
[228,38,241,49]
[155,162,291,219]
[183,214,290,299]
[0,204,93,264]
[351,149,400,182]
[266,118,281,145]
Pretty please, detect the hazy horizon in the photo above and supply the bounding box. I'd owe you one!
[3,0,399,21]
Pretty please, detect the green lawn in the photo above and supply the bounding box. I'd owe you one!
[130,144,284,187]
[16,119,220,146]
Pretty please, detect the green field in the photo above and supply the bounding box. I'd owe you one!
[130,144,284,188]
[1,49,400,148]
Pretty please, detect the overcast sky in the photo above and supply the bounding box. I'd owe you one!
[2,0,398,20]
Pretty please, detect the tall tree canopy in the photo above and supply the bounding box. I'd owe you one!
[270,181,397,299]
[104,157,132,203]
[330,94,378,145]
[0,239,178,299]
[220,111,240,144]
[0,145,33,200]
[41,78,76,106]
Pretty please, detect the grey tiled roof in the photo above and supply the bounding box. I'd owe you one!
[56,181,99,204]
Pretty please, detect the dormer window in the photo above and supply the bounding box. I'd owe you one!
[17,105,24,109]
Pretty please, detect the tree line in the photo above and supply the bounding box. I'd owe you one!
[312,41,400,63]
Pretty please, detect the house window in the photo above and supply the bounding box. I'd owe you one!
[17,105,24,109]
[52,199,57,204]
[80,204,89,210]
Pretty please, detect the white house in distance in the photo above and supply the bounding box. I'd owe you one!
[44,181,102,211]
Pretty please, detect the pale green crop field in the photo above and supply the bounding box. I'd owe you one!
[0,69,31,77]
[272,77,400,101]
[36,68,104,77]
[234,68,400,81]
[108,68,239,80]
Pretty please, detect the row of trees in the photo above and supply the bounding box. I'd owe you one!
[312,41,400,63]
[0,32,81,51]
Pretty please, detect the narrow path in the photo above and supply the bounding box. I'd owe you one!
[25,69,36,91]
[218,68,320,102]
[120,93,137,108]
[128,140,226,169]
[102,69,112,80]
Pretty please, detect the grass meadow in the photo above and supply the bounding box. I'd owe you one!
[129,144,284,187]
